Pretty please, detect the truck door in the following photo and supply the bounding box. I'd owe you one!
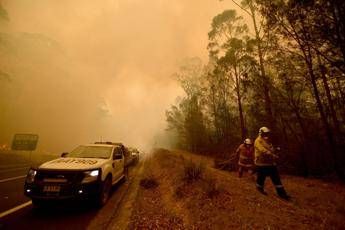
[112,146,124,182]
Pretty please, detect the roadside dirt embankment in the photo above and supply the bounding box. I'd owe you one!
[129,149,345,229]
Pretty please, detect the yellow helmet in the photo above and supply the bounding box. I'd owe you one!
[259,127,270,135]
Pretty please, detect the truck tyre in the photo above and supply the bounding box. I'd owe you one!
[97,176,112,207]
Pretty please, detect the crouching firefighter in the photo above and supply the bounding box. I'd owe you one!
[236,138,254,178]
[254,127,290,200]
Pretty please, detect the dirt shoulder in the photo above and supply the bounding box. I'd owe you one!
[129,149,345,229]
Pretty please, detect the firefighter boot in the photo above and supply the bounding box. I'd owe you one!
[276,187,290,200]
[256,187,267,195]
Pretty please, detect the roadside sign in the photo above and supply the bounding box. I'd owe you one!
[11,134,39,151]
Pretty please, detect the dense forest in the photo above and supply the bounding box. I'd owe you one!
[166,0,345,179]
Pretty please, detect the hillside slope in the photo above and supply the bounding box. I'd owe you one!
[129,149,345,229]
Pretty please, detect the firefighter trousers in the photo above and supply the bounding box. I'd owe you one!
[256,165,287,197]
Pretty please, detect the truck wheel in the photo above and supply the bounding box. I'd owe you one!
[97,176,111,207]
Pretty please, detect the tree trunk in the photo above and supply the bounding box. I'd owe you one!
[292,103,309,176]
[248,1,275,129]
[335,76,345,121]
[331,1,345,64]
[317,55,341,139]
[287,14,344,178]
[234,67,246,140]
[304,46,342,177]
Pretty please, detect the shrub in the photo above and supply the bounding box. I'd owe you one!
[183,160,205,182]
[140,173,159,189]
[174,183,187,199]
[202,175,220,198]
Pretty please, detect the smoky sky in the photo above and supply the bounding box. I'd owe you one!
[0,0,240,153]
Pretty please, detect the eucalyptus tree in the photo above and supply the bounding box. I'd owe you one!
[208,9,248,59]
[255,0,345,178]
[166,58,209,152]
[166,102,187,149]
[266,46,317,175]
[208,10,251,142]
[216,37,256,140]
[205,63,234,145]
[220,0,277,130]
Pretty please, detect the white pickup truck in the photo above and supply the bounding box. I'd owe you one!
[24,142,128,207]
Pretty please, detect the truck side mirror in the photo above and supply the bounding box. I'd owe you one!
[61,152,68,157]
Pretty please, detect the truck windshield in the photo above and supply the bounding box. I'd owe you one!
[67,146,112,159]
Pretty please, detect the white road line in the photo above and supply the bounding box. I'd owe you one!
[0,201,32,219]
[0,175,26,183]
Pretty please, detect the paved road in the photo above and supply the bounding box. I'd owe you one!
[0,153,57,214]
[0,163,142,230]
[0,164,30,181]
[0,165,31,213]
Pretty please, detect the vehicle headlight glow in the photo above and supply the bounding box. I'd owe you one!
[82,169,100,183]
[26,169,37,183]
[90,170,99,177]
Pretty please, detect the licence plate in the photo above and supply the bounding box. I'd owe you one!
[43,185,61,193]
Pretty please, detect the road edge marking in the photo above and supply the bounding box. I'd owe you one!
[0,166,30,174]
[0,175,26,183]
[0,201,32,219]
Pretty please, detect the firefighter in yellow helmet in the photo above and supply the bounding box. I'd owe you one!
[236,138,254,178]
[254,127,290,200]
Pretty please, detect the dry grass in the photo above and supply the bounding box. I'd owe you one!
[131,149,345,229]
[183,159,205,182]
[202,174,221,198]
[129,149,186,229]
[174,157,221,199]
[139,175,158,189]
[336,201,345,216]
[139,157,159,189]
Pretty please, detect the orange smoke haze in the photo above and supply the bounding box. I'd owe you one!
[0,0,241,153]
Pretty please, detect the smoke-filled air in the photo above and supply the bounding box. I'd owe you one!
[0,0,238,153]
[1,1,345,228]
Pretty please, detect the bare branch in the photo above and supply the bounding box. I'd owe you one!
[230,0,252,17]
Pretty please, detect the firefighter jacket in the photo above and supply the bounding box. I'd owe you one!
[236,144,254,167]
[254,136,276,166]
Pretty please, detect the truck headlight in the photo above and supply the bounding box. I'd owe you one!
[26,169,37,183]
[82,169,100,183]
